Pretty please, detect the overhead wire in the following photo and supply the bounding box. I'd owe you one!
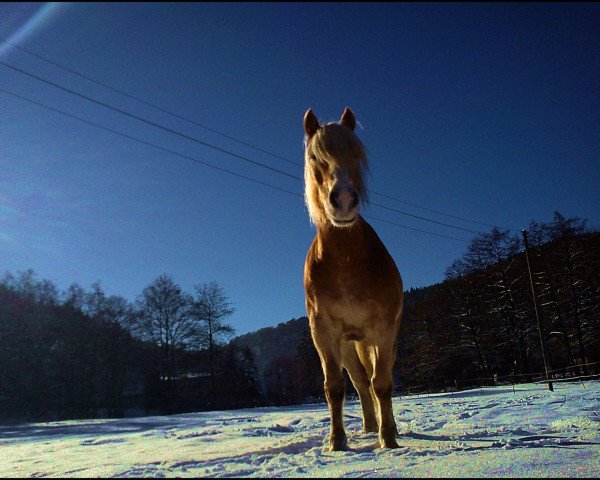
[1,41,518,233]
[0,51,513,240]
[0,87,303,198]
[364,216,470,243]
[0,60,303,182]
[368,191,516,232]
[1,40,300,168]
[0,85,470,243]
[370,202,482,235]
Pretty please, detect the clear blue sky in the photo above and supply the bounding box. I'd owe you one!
[1,3,599,335]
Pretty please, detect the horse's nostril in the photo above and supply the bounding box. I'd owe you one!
[350,190,359,208]
[330,187,357,212]
[329,189,340,209]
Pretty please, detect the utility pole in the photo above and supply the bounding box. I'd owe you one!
[522,229,553,391]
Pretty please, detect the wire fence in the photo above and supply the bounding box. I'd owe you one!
[395,361,600,398]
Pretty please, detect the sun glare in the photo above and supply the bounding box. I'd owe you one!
[0,2,65,59]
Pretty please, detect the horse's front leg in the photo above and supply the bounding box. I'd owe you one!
[324,359,347,451]
[311,327,347,451]
[372,340,399,448]
[342,341,378,433]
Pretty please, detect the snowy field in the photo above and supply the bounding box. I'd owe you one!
[1,380,599,478]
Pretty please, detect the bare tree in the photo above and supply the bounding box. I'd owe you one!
[1,268,59,305]
[547,212,596,372]
[463,228,533,376]
[445,259,493,379]
[62,282,86,310]
[191,281,235,404]
[134,274,194,382]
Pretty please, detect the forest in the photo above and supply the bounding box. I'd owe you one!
[1,211,598,422]
[397,212,599,392]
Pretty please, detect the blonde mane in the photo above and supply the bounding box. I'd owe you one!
[303,122,370,227]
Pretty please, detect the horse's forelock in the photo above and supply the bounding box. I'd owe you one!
[310,123,366,161]
[304,122,370,226]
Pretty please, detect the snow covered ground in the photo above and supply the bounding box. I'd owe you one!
[1,380,599,478]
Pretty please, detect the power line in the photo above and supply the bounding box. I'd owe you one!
[1,41,518,233]
[0,59,508,237]
[0,86,472,244]
[370,202,483,235]
[1,40,300,167]
[369,190,517,232]
[0,87,303,198]
[0,60,303,182]
[365,215,470,243]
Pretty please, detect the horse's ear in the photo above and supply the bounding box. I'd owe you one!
[340,107,355,131]
[304,108,320,138]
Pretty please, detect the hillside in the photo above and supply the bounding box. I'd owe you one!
[228,286,438,385]
[231,316,309,375]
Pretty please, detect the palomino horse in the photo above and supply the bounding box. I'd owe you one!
[303,107,404,451]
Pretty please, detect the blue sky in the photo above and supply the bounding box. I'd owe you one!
[1,2,599,335]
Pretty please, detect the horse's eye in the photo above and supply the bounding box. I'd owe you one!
[311,155,328,170]
[314,168,323,185]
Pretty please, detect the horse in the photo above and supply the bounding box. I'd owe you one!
[302,107,404,451]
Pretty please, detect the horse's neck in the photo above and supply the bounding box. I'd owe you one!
[315,217,372,262]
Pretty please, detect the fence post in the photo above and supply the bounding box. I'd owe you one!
[522,229,553,392]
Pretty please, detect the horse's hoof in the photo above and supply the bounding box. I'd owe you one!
[329,435,348,451]
[380,437,399,449]
[362,419,378,433]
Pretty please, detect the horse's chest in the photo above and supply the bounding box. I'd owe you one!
[311,250,386,291]
[310,256,359,287]
[308,255,392,314]
[304,226,402,323]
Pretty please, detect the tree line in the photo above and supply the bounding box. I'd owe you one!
[233,211,600,404]
[397,211,599,392]
[1,211,598,422]
[0,273,262,422]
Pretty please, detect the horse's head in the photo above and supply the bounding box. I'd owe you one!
[303,107,369,228]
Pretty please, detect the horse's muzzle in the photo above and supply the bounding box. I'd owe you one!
[329,186,358,213]
[328,186,359,227]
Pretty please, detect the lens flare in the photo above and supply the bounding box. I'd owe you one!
[0,2,65,59]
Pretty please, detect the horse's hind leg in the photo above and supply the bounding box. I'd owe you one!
[341,341,377,433]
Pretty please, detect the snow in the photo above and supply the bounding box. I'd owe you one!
[1,380,599,478]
